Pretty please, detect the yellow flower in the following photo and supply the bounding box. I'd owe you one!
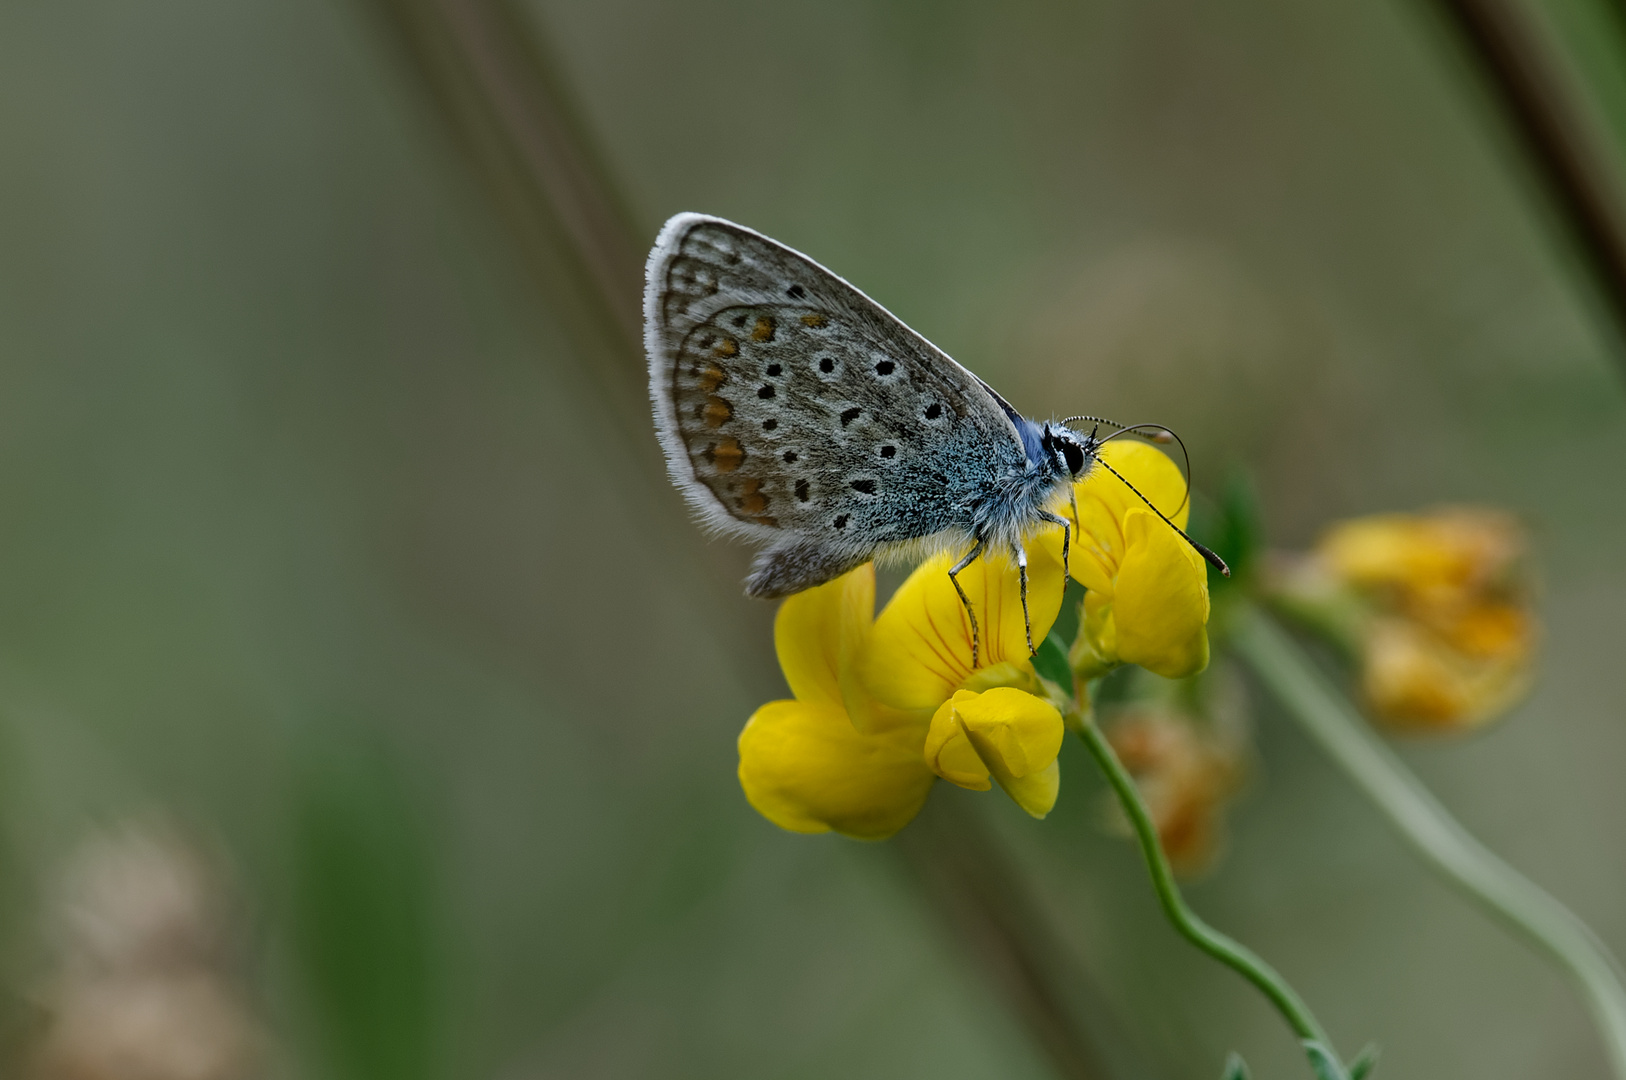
[738,441,1221,835]
[861,542,1070,819]
[1362,616,1530,729]
[737,566,936,839]
[1269,507,1536,731]
[925,688,1063,818]
[740,539,1074,836]
[1061,441,1211,681]
[861,538,1066,713]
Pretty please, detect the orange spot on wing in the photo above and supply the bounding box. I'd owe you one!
[703,395,733,428]
[800,313,827,328]
[713,437,745,473]
[739,476,771,515]
[752,316,776,342]
[699,364,727,392]
[714,337,739,358]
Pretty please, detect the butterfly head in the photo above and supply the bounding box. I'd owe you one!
[1041,423,1098,480]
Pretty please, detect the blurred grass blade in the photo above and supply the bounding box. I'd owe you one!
[358,0,650,437]
[1427,0,1626,370]
[892,794,1145,1080]
[293,729,443,1080]
[1220,1052,1251,1080]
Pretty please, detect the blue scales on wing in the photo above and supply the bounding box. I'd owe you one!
[645,214,1029,596]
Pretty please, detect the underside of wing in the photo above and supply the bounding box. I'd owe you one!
[644,213,1025,551]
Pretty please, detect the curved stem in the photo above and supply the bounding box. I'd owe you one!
[1075,713,1345,1076]
[1233,605,1626,1080]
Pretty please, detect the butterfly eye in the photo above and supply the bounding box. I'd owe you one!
[1061,439,1085,476]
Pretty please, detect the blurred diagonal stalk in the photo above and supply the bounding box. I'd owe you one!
[1429,0,1626,370]
[355,2,1121,1075]
[359,0,648,431]
[1234,607,1626,1080]
[895,797,1155,1080]
[356,0,786,679]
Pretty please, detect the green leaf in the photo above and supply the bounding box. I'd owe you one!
[1190,467,1263,592]
[1303,1039,1350,1080]
[1220,1051,1251,1080]
[1033,630,1072,686]
[1349,1043,1381,1080]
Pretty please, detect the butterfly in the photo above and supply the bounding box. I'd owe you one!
[644,213,1225,665]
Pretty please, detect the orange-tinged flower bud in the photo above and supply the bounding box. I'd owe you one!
[1105,705,1243,876]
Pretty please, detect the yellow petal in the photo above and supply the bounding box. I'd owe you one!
[1070,589,1120,679]
[1113,509,1211,678]
[954,687,1065,780]
[997,758,1061,819]
[1064,440,1192,592]
[924,692,992,790]
[1362,617,1531,732]
[863,545,1064,711]
[774,565,874,710]
[738,699,934,840]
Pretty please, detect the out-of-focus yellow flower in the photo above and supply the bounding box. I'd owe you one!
[738,566,936,840]
[1057,440,1211,681]
[1105,705,1243,877]
[1270,507,1536,731]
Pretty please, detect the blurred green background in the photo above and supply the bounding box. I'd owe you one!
[1,0,1625,1077]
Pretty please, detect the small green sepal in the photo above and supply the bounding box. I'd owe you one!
[1303,1039,1350,1080]
[1220,1051,1251,1080]
[1348,1043,1380,1080]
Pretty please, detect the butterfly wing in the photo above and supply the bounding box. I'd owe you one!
[645,213,1028,593]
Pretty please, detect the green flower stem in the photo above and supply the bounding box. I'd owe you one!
[1074,712,1345,1077]
[1232,605,1626,1080]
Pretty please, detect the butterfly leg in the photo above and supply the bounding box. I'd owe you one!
[1038,510,1072,583]
[1015,540,1034,656]
[948,538,988,669]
